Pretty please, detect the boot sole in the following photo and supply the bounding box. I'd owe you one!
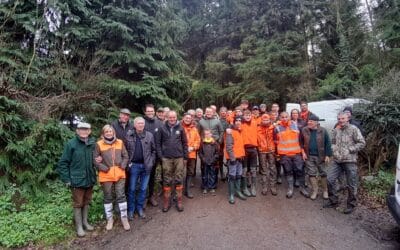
[83,225,94,231]
[236,194,247,200]
[77,232,86,237]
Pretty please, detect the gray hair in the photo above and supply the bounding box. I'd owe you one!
[219,106,227,112]
[134,116,145,125]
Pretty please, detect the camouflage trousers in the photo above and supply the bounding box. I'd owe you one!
[259,152,277,187]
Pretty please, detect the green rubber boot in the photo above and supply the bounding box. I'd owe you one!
[242,177,252,197]
[235,177,247,200]
[73,208,86,237]
[228,179,235,204]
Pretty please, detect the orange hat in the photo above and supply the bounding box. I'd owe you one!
[261,114,270,119]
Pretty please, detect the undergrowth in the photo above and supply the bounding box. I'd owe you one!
[363,170,395,201]
[0,181,104,248]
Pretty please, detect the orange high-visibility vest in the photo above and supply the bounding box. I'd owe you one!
[97,139,126,182]
[275,122,301,156]
[224,129,245,160]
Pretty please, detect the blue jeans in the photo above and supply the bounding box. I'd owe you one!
[227,159,243,180]
[127,163,150,213]
[202,164,217,189]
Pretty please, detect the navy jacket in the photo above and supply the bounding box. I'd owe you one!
[156,121,188,160]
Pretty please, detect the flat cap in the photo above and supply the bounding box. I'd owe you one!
[77,122,91,129]
[120,108,131,115]
[308,114,320,121]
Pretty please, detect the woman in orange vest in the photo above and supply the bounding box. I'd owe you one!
[225,116,247,204]
[94,125,130,231]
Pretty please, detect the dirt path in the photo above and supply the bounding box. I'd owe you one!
[66,178,399,250]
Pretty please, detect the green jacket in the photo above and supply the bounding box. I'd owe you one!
[57,136,97,188]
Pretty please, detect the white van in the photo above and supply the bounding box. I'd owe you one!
[286,98,370,130]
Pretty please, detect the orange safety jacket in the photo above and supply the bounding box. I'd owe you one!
[224,128,245,160]
[241,119,258,147]
[252,115,261,126]
[257,124,275,153]
[274,121,302,156]
[182,123,201,159]
[227,112,235,124]
[95,139,128,183]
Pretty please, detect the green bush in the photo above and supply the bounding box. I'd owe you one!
[363,170,395,200]
[0,96,74,193]
[0,181,104,248]
[354,70,400,172]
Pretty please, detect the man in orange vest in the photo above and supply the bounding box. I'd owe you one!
[182,113,201,198]
[257,114,277,195]
[300,101,314,122]
[241,109,259,197]
[274,112,309,198]
[251,106,261,125]
[225,116,247,204]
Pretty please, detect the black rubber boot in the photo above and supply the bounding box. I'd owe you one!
[286,175,294,198]
[185,176,194,199]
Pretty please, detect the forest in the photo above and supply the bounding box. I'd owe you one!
[0,0,399,247]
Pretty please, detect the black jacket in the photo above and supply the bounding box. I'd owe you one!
[126,130,156,174]
[156,121,188,159]
[199,141,219,165]
[111,119,134,146]
[144,116,163,136]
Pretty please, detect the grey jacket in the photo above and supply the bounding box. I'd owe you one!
[197,117,224,143]
[331,124,365,163]
[126,130,156,174]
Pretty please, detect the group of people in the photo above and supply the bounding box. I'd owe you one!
[57,100,366,237]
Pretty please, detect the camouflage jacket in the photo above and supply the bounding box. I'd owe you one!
[331,123,365,163]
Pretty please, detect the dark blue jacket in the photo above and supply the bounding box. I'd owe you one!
[156,121,188,160]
